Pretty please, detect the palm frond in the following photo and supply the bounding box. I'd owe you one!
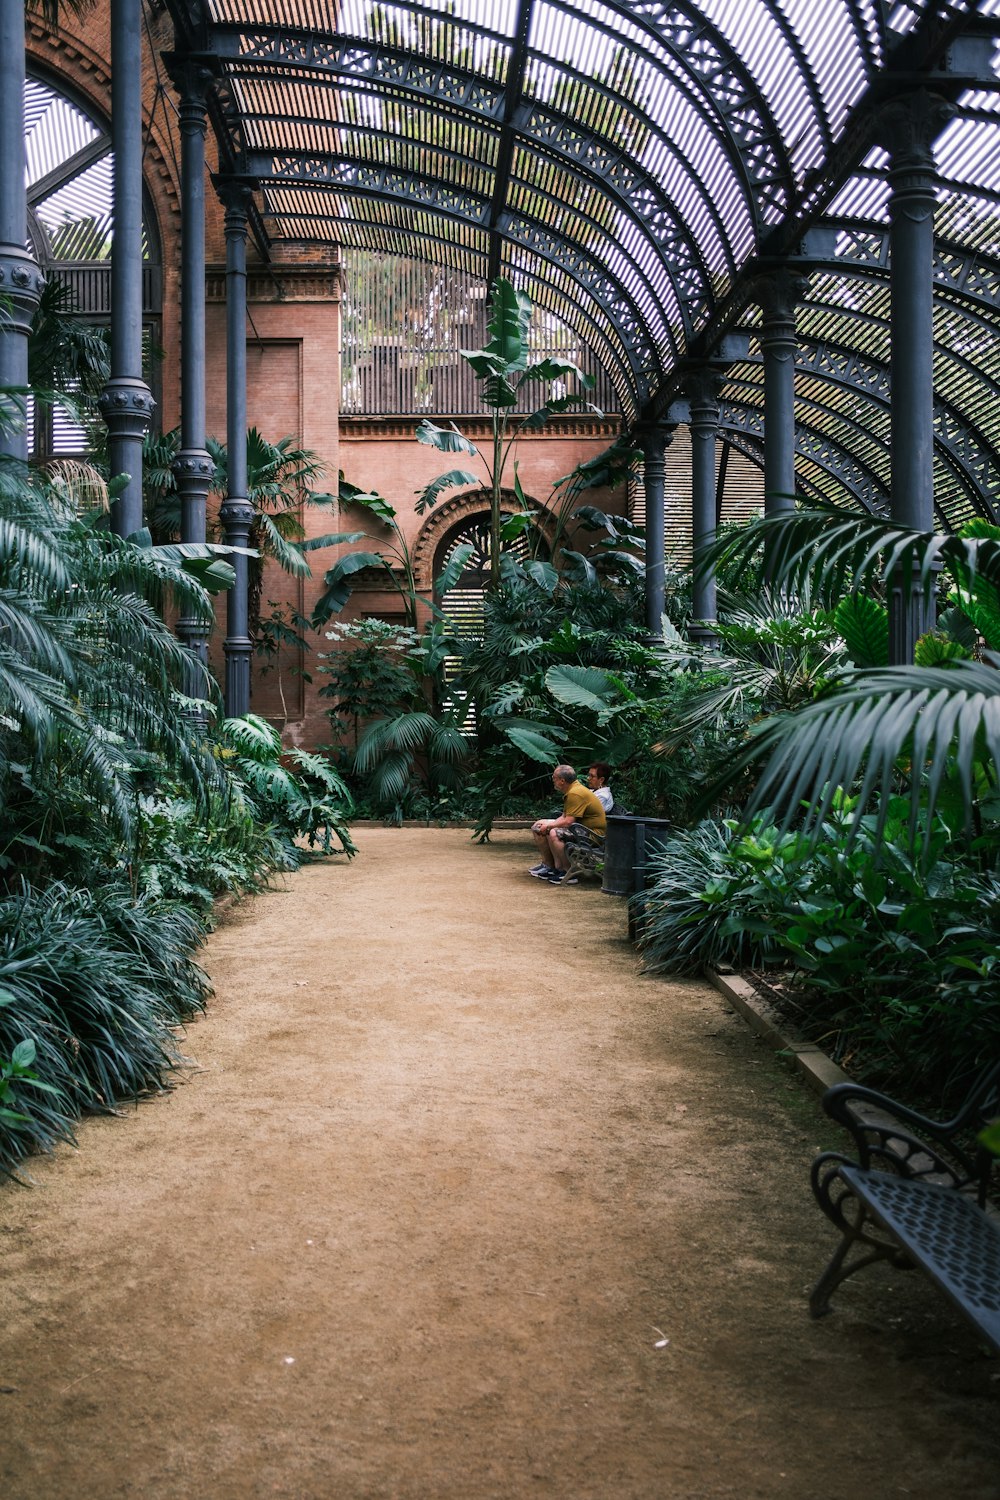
[724,656,1000,843]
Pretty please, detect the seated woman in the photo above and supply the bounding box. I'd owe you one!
[586,761,614,812]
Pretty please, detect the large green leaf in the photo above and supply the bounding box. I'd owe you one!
[544,664,620,720]
[436,542,476,594]
[339,489,397,522]
[460,350,507,382]
[913,631,971,666]
[520,357,594,388]
[947,519,1000,649]
[484,277,531,370]
[146,541,252,594]
[414,468,481,514]
[300,530,368,553]
[519,395,603,431]
[559,549,598,586]
[311,551,390,622]
[596,549,645,577]
[415,419,478,457]
[834,592,889,668]
[551,435,643,499]
[503,723,563,763]
[521,559,559,593]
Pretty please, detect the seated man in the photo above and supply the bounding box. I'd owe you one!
[529,764,607,885]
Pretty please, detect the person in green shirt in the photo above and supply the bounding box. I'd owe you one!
[529,764,606,885]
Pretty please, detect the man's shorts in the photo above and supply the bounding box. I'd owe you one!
[556,821,605,852]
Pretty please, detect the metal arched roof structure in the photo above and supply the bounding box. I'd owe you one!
[161,0,1000,526]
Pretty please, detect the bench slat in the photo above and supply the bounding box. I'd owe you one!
[840,1166,1000,1354]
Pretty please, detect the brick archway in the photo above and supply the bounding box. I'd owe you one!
[411,487,557,592]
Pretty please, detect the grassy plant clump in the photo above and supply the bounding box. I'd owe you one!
[639,808,1000,1101]
[0,880,212,1174]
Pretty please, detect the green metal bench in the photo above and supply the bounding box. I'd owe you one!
[809,1061,1000,1353]
[563,832,604,883]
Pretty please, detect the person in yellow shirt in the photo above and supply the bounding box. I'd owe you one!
[529,764,606,885]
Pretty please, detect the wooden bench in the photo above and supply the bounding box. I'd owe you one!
[809,1061,1000,1353]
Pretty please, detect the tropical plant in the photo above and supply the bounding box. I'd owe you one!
[0,879,211,1174]
[142,426,335,636]
[0,454,223,863]
[652,591,845,756]
[307,476,475,630]
[352,707,469,826]
[218,714,357,859]
[414,277,601,586]
[28,277,109,451]
[696,503,1000,848]
[639,805,1000,1099]
[317,619,426,748]
[207,428,335,637]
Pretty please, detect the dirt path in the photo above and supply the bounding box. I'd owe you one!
[1,828,998,1500]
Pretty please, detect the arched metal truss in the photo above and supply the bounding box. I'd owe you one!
[161,0,1000,529]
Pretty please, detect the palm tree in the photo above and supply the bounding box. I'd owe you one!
[0,447,220,872]
[698,504,1000,845]
[143,426,335,640]
[207,428,335,641]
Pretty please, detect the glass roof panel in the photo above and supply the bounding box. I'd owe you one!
[185,0,1000,489]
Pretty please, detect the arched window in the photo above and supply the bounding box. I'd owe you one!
[25,72,161,457]
[433,508,550,730]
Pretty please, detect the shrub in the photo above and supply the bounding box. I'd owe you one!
[639,807,1000,1099]
[0,880,211,1173]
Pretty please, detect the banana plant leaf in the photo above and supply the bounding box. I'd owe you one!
[415,468,481,513]
[436,542,476,594]
[559,550,598,586]
[312,551,391,622]
[415,419,478,457]
[521,559,559,592]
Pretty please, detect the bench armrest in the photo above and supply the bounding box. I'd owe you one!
[821,1060,1000,1201]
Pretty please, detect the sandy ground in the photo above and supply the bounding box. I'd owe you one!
[1,826,998,1500]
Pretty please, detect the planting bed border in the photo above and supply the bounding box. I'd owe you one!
[707,970,850,1096]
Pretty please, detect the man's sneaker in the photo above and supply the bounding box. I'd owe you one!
[561,873,579,885]
[543,869,566,883]
[530,864,555,879]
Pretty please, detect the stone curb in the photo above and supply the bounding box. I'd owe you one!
[706,970,851,1096]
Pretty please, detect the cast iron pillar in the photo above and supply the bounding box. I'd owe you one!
[754,268,806,515]
[881,91,952,663]
[0,0,44,459]
[214,175,257,719]
[101,0,155,536]
[638,419,677,638]
[688,371,722,648]
[166,54,215,704]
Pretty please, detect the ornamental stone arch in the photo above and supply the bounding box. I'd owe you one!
[410,487,557,594]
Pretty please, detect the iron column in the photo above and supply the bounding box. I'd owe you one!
[101,0,155,536]
[166,54,215,703]
[639,419,676,638]
[755,268,804,516]
[688,371,721,648]
[215,176,256,718]
[0,0,44,459]
[882,91,952,663]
